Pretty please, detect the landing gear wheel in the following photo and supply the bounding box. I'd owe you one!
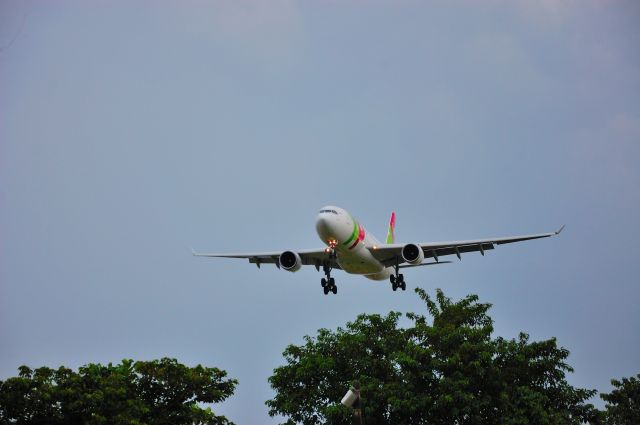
[391,266,406,292]
[321,262,338,295]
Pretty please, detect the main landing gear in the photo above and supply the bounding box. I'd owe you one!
[390,259,406,291]
[390,273,406,291]
[321,262,337,295]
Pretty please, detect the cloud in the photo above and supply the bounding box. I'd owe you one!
[464,32,549,96]
[566,111,640,210]
[480,0,610,27]
[170,0,303,65]
[610,113,640,141]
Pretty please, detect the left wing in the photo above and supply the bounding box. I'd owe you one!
[370,226,565,267]
[192,248,341,270]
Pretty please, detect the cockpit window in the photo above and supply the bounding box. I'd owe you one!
[319,209,338,214]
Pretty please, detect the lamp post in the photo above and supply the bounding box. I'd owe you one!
[352,380,363,425]
[341,380,364,425]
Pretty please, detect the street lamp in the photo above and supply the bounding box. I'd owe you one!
[341,380,364,425]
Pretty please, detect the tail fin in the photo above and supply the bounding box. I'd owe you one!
[386,212,396,244]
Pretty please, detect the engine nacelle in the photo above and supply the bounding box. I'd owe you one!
[401,243,424,265]
[279,251,302,272]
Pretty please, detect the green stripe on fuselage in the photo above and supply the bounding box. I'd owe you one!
[342,215,359,246]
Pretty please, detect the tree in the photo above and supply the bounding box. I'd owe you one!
[266,288,598,425]
[0,358,237,425]
[600,374,640,424]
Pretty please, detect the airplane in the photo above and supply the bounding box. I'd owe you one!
[193,206,564,295]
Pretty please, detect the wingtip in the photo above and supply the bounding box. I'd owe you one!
[555,224,566,235]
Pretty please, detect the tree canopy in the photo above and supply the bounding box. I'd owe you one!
[0,357,237,425]
[266,288,599,425]
[599,373,640,424]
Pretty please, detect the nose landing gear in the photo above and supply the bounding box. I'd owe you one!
[321,261,337,295]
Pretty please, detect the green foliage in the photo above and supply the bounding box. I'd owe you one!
[0,358,237,425]
[266,288,598,425]
[600,374,640,424]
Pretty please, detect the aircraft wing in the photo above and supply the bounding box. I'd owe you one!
[192,248,341,270]
[370,226,565,267]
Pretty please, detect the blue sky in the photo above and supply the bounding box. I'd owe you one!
[1,1,639,422]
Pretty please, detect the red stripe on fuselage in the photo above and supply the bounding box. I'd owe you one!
[348,224,366,250]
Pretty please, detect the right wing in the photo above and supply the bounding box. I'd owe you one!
[192,248,341,270]
[370,226,565,267]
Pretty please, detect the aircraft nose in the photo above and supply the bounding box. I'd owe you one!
[316,215,332,237]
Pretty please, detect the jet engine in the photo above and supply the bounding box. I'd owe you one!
[279,251,302,272]
[401,243,424,265]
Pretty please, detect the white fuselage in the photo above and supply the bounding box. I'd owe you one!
[315,206,393,281]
